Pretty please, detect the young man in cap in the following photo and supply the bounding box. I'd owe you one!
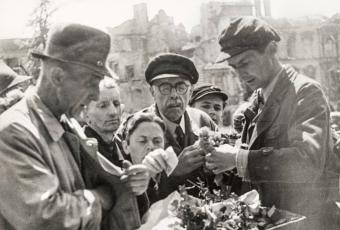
[115,53,218,200]
[189,83,228,126]
[206,16,337,229]
[0,23,148,230]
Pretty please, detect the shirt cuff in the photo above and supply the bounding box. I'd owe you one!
[236,148,249,179]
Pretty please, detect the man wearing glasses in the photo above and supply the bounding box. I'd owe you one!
[115,53,217,201]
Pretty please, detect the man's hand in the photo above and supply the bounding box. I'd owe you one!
[171,145,205,176]
[205,144,237,174]
[90,186,114,211]
[232,103,248,133]
[121,161,150,196]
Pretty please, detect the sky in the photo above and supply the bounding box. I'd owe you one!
[0,0,339,39]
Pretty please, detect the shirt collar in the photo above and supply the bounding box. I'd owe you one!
[159,110,186,135]
[27,88,65,142]
[262,67,284,102]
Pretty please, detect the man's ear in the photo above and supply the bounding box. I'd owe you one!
[122,140,130,155]
[264,41,278,56]
[120,103,125,113]
[50,66,66,87]
[150,85,155,97]
[188,84,194,97]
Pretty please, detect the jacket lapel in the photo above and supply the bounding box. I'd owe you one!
[248,67,293,148]
[63,131,82,168]
[184,111,199,147]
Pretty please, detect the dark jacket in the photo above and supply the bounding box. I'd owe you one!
[83,125,149,222]
[84,126,125,167]
[242,65,336,230]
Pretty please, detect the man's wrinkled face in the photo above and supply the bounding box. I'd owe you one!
[192,94,224,125]
[151,77,192,122]
[58,66,103,118]
[86,86,121,134]
[228,49,271,91]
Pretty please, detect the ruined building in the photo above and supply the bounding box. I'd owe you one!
[187,1,340,110]
[0,38,29,75]
[1,1,339,112]
[107,3,189,113]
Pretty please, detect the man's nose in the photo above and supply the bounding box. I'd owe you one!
[208,107,216,114]
[169,87,179,98]
[109,104,120,116]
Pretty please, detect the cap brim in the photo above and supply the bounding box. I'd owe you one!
[150,74,188,83]
[195,91,228,102]
[215,47,251,63]
[31,50,113,78]
[215,52,231,63]
[31,50,50,60]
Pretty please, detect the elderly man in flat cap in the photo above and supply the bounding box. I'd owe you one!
[205,16,337,229]
[115,53,218,201]
[0,23,149,230]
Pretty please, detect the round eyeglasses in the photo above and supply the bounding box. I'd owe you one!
[157,82,190,95]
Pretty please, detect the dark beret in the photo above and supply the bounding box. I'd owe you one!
[189,83,228,106]
[145,53,199,84]
[216,16,280,63]
[31,23,112,77]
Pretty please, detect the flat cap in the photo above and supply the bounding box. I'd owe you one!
[145,53,198,84]
[0,61,32,96]
[32,23,112,77]
[216,16,280,63]
[189,83,228,106]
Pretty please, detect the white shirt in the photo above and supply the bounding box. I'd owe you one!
[159,111,186,138]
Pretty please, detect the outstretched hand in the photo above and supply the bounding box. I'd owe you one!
[171,145,205,176]
[205,144,237,174]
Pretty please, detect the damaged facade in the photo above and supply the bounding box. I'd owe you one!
[1,1,339,112]
[107,3,190,113]
[109,1,340,112]
[0,38,29,75]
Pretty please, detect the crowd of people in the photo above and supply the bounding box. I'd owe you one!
[0,16,339,230]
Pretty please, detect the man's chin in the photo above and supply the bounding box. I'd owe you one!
[164,109,184,122]
[104,125,119,134]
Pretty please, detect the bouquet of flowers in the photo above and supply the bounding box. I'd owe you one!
[169,185,305,230]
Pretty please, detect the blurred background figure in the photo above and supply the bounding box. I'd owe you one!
[0,61,32,114]
[331,111,340,156]
[331,111,340,132]
[189,83,228,126]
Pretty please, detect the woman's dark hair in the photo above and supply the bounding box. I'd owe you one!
[123,112,165,144]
